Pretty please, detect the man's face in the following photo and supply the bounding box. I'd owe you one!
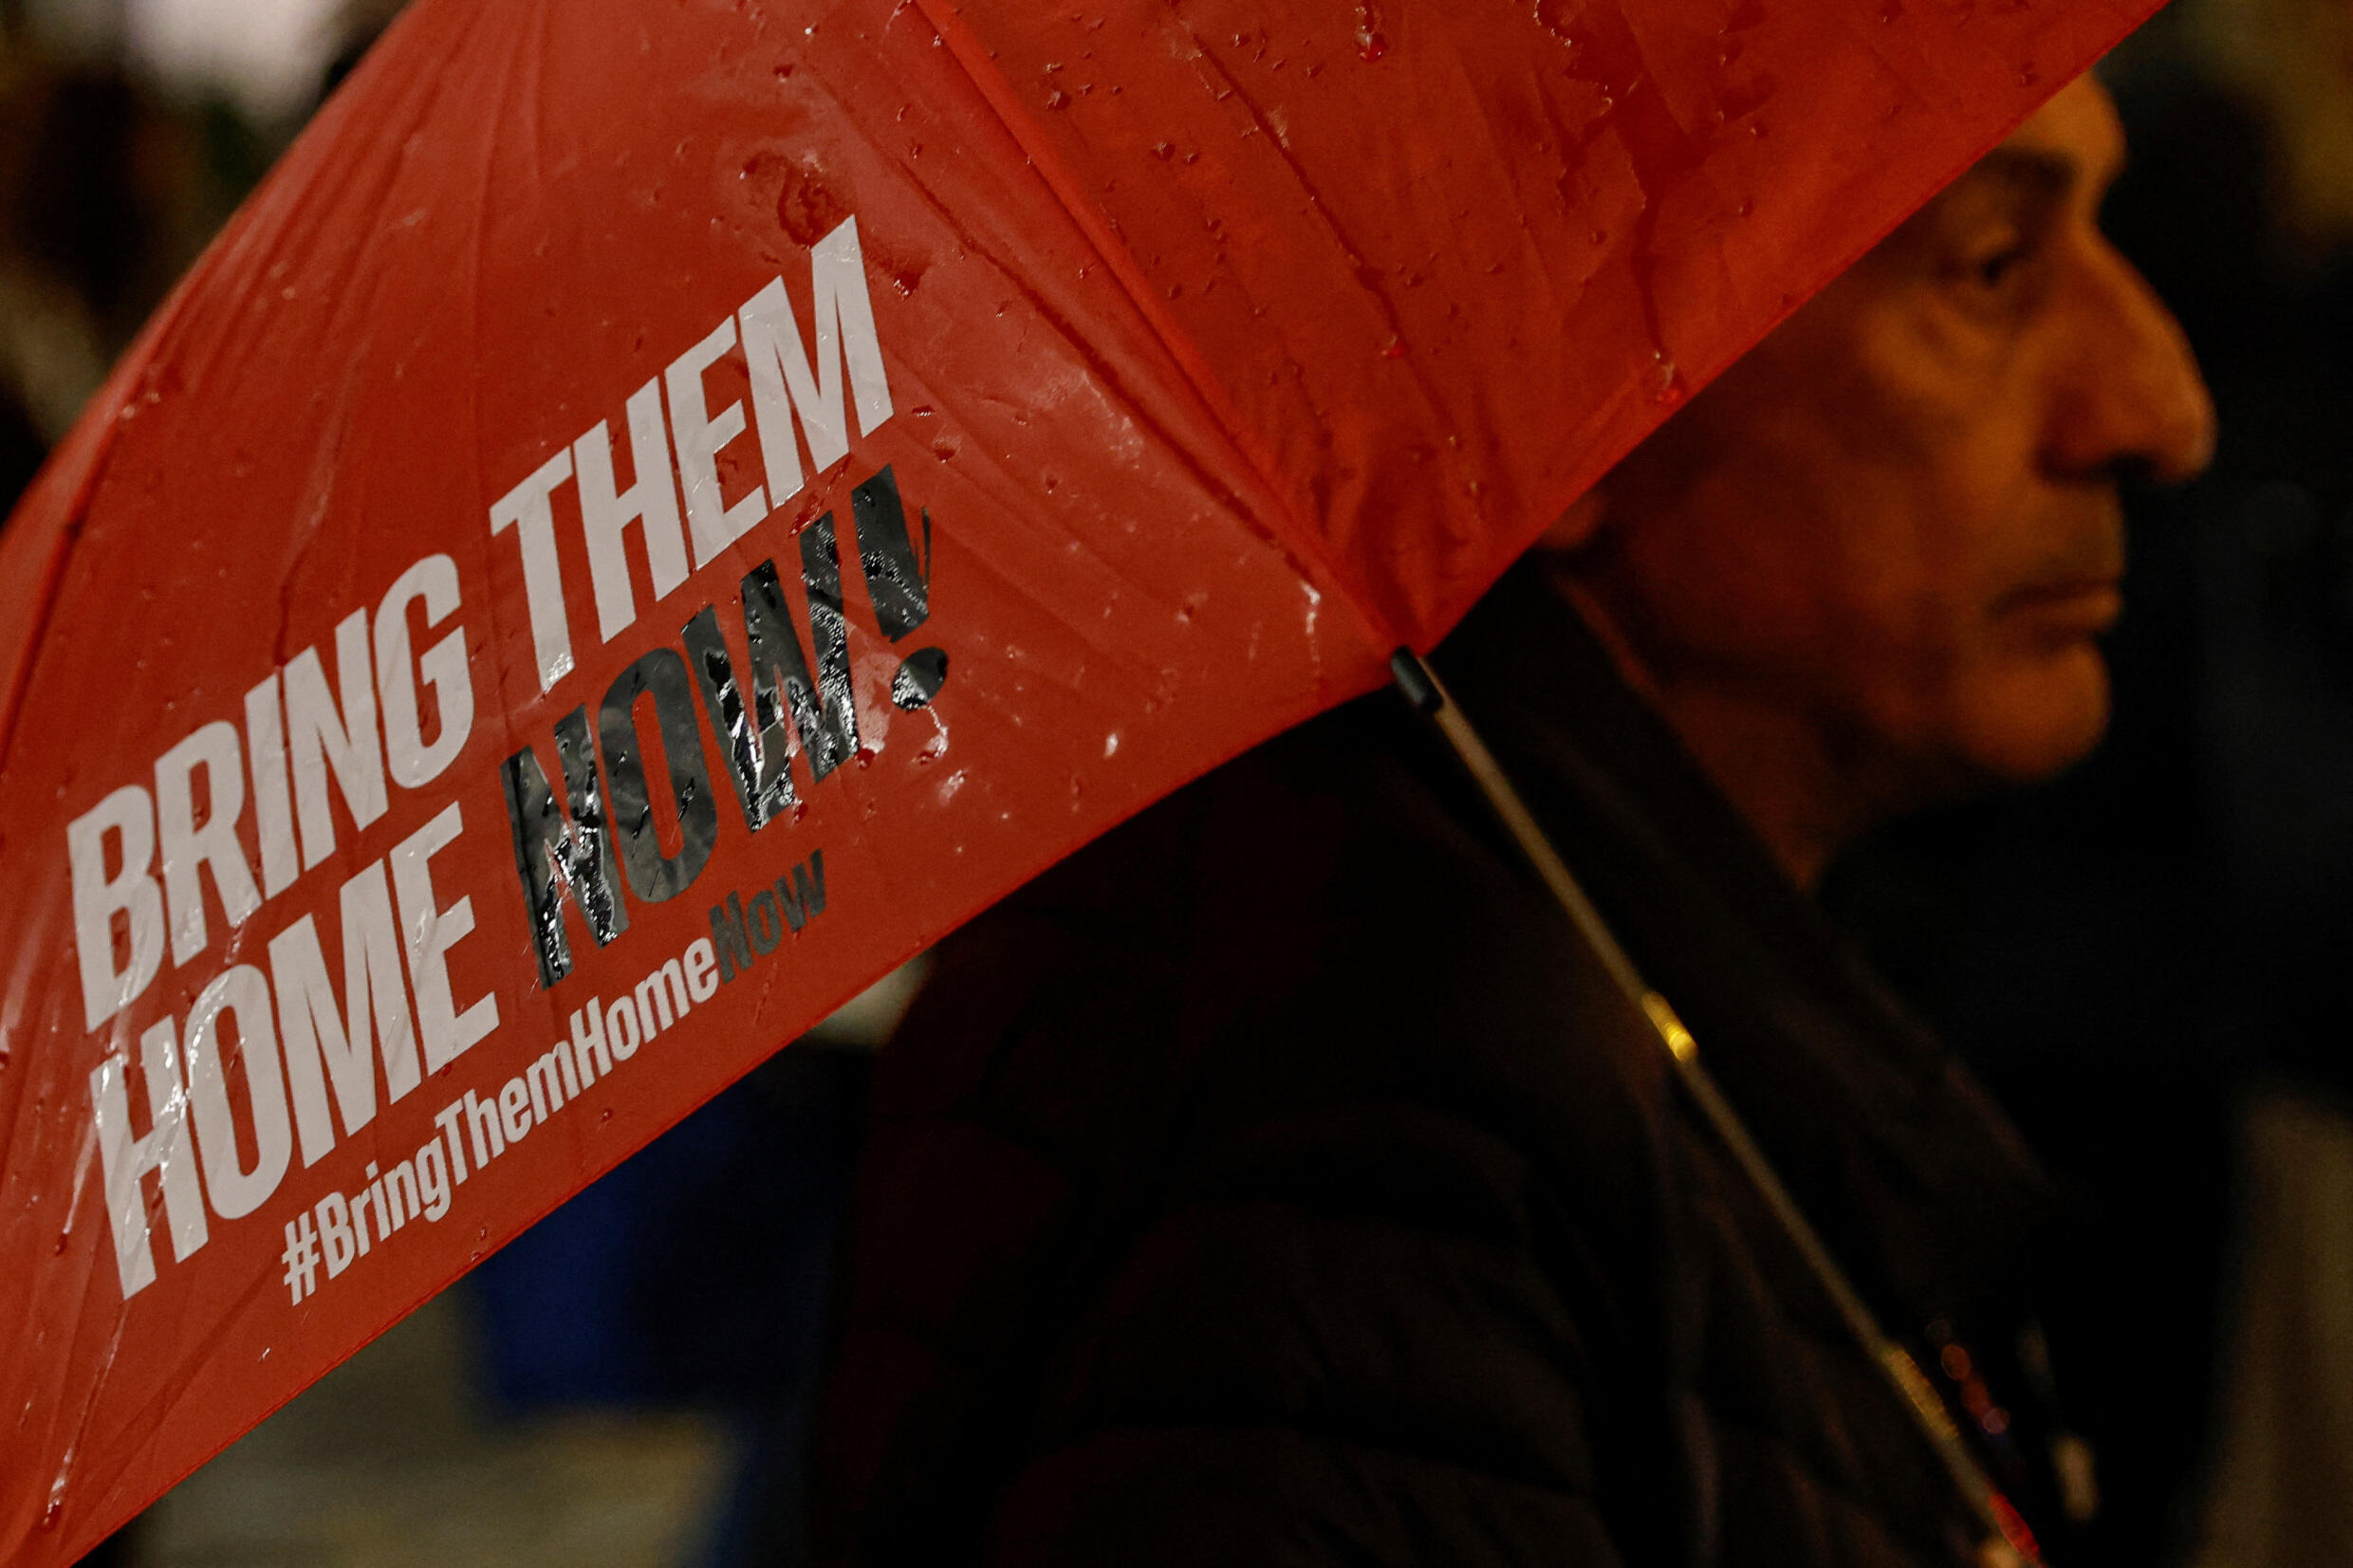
[1581,76,2214,801]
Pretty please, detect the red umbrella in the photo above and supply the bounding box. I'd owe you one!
[0,0,2155,1559]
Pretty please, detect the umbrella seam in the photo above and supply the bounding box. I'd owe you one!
[907,0,1397,656]
[0,317,180,783]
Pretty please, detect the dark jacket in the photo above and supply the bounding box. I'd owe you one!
[811,564,2063,1567]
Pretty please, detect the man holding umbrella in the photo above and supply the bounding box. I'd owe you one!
[809,66,2213,1568]
[0,0,2211,1559]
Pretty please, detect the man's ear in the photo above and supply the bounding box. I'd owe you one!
[1535,488,1607,555]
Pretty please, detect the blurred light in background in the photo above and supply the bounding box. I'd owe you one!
[124,0,343,120]
[24,0,349,120]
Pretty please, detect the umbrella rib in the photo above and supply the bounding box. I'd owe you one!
[878,148,1282,618]
[907,0,1395,655]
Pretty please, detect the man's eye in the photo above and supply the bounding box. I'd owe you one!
[1942,229,2046,313]
[1974,245,2027,287]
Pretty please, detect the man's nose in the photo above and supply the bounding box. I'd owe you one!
[2041,240,2217,486]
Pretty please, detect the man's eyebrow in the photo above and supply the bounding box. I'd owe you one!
[1970,146,2084,205]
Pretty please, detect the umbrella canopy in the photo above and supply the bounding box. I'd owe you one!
[0,0,2156,1559]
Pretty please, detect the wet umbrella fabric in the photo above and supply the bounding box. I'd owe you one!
[0,0,2156,1560]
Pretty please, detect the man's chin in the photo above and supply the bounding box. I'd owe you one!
[1954,647,2114,786]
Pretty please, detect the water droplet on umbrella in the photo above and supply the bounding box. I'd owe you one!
[1046,88,1070,108]
[1650,354,1686,408]
[776,160,848,247]
[1533,0,1576,46]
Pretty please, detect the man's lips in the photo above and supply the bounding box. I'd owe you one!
[1999,579,2123,636]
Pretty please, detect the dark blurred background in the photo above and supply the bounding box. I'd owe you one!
[9,0,2349,1564]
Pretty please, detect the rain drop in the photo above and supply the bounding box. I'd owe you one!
[1046,88,1070,109]
[1650,354,1686,408]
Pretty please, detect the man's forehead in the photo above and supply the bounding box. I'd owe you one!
[1982,74,2127,204]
